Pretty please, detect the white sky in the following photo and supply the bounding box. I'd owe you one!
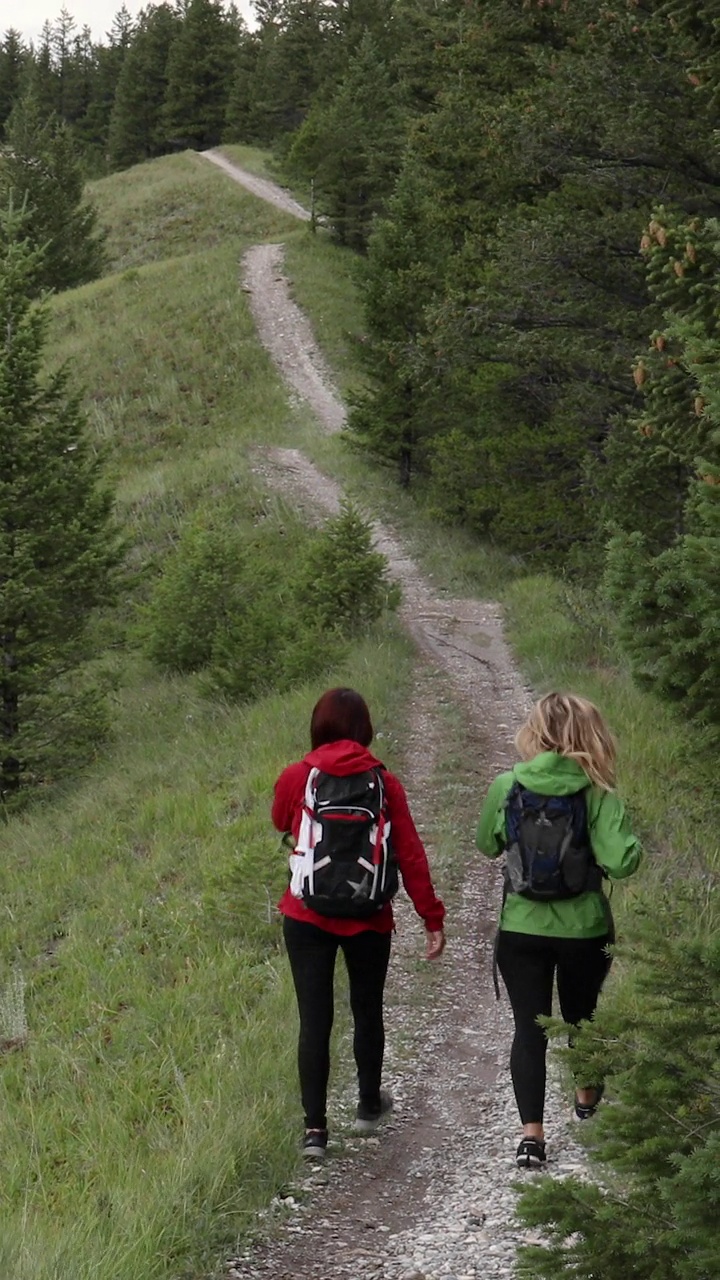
[5,0,255,45]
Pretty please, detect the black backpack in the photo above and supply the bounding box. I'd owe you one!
[291,767,398,918]
[503,781,602,901]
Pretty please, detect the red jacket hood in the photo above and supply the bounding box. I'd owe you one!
[303,739,384,776]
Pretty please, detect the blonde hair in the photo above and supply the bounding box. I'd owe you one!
[515,692,617,791]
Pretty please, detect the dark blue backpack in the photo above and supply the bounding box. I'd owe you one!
[504,782,602,901]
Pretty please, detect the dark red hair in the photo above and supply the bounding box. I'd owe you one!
[310,687,373,749]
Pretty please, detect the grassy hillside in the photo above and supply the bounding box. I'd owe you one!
[0,151,427,1280]
[88,151,299,274]
[51,246,298,561]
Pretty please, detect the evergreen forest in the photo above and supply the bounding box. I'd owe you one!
[3,0,717,738]
[1,2,720,1278]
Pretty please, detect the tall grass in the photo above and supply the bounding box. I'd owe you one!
[0,635,417,1280]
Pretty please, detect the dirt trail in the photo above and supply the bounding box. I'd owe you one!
[200,155,592,1280]
[202,149,312,222]
[243,245,346,432]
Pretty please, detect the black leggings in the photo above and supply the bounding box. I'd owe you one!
[497,929,612,1125]
[283,916,392,1130]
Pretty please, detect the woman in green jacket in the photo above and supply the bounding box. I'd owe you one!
[477,692,641,1170]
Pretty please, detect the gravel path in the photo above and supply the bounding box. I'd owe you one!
[202,149,312,221]
[242,246,346,432]
[202,158,593,1280]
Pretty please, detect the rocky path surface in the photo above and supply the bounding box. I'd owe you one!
[201,154,591,1280]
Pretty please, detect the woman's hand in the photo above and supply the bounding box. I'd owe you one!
[425,928,446,960]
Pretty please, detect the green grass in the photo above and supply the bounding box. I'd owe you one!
[89,151,302,275]
[49,241,318,574]
[0,634,417,1280]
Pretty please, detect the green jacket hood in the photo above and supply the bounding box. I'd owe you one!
[513,752,591,795]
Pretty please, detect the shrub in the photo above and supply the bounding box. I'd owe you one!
[142,514,242,673]
[143,501,396,700]
[295,500,397,634]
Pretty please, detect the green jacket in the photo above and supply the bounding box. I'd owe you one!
[476,752,641,938]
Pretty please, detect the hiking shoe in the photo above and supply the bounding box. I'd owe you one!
[354,1088,394,1135]
[574,1085,604,1121]
[516,1137,546,1169]
[301,1128,328,1159]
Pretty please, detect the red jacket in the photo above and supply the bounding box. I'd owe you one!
[272,739,445,936]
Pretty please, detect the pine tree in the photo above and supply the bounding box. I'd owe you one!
[223,30,261,143]
[604,210,720,737]
[286,32,404,250]
[0,204,119,802]
[162,0,239,150]
[247,0,333,143]
[348,0,558,495]
[83,6,135,160]
[50,7,77,121]
[108,4,180,169]
[64,26,99,138]
[0,29,26,138]
[1,96,105,292]
[349,160,448,487]
[23,21,59,120]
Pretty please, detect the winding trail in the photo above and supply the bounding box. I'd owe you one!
[200,153,592,1280]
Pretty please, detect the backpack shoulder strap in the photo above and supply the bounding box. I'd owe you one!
[373,765,388,806]
[304,765,320,807]
[567,786,591,840]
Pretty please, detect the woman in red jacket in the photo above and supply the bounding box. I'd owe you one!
[272,687,446,1159]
